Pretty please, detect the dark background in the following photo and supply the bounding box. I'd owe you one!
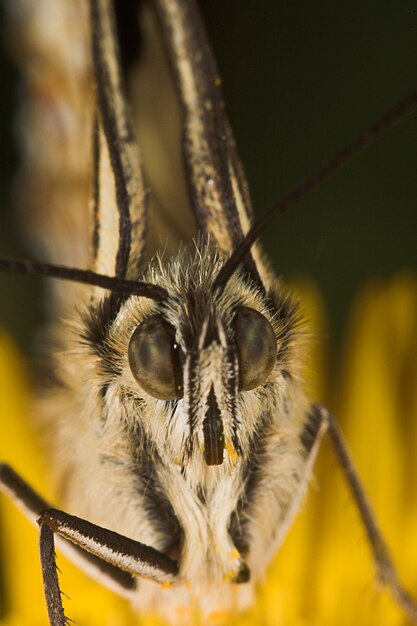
[0,0,416,356]
[198,0,417,349]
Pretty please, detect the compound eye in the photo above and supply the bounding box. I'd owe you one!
[128,316,183,400]
[234,307,277,391]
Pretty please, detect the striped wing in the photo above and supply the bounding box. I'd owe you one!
[10,0,268,309]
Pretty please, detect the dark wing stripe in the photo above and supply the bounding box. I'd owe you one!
[154,0,238,245]
[226,124,255,221]
[300,404,323,454]
[90,0,146,278]
[91,113,101,264]
[152,0,262,286]
[234,403,326,555]
[0,464,136,593]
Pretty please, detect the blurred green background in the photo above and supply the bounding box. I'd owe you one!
[0,0,416,356]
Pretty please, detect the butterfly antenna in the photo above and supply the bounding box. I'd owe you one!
[214,88,417,291]
[0,258,168,302]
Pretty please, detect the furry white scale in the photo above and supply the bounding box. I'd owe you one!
[38,244,320,622]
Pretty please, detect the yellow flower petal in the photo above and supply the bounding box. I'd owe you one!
[0,332,50,623]
[312,275,417,625]
[0,333,144,626]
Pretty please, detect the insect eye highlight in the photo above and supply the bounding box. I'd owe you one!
[234,307,277,391]
[128,316,184,400]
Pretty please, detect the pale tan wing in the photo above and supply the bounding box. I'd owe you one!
[9,0,267,298]
[7,0,147,302]
[6,0,92,298]
[90,0,147,279]
[152,0,266,285]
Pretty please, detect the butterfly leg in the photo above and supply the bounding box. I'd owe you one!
[1,464,179,625]
[37,507,179,626]
[0,463,138,594]
[319,407,417,623]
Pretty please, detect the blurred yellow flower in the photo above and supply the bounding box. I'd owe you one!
[0,275,416,626]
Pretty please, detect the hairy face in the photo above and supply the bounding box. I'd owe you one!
[79,244,302,479]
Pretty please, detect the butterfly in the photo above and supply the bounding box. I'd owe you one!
[0,1,416,625]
